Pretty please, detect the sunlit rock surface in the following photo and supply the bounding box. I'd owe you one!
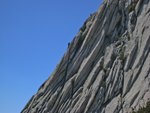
[22,0,150,113]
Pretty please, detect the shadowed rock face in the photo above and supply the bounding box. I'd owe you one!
[21,0,150,113]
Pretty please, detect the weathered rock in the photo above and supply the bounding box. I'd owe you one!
[22,0,150,113]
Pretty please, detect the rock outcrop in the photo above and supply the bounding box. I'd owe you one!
[21,0,150,113]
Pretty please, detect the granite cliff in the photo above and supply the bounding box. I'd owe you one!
[22,0,150,113]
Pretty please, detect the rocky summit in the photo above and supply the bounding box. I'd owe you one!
[21,0,150,113]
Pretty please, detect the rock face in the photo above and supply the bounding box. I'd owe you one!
[21,0,150,113]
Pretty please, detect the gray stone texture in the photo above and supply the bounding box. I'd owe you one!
[22,0,150,113]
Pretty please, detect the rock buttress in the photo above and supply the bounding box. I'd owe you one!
[22,0,150,113]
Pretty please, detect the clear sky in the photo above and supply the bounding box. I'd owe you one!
[0,0,102,113]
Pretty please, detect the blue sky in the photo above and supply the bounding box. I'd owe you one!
[0,0,102,113]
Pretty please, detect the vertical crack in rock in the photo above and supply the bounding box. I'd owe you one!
[22,0,150,113]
